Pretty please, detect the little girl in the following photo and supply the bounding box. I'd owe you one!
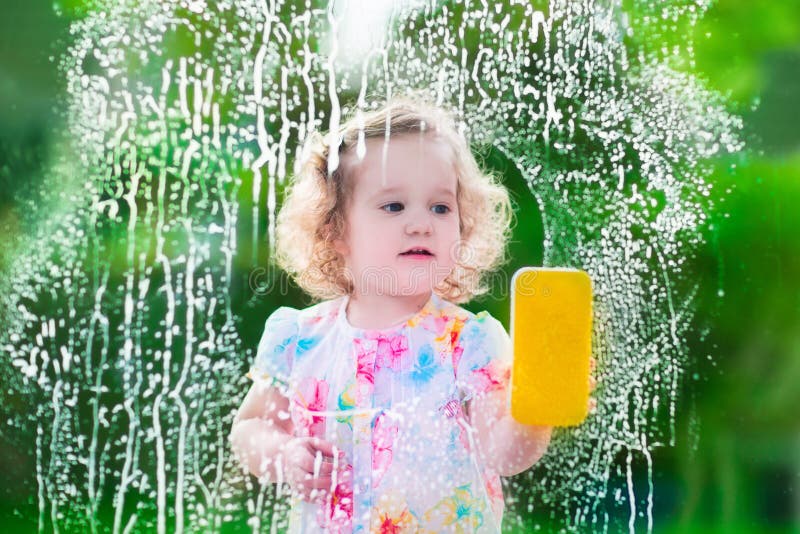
[229,94,554,533]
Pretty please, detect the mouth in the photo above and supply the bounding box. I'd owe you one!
[399,247,434,258]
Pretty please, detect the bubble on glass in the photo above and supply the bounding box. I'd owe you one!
[0,0,742,532]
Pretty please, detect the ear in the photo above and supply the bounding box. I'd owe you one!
[325,222,348,256]
[333,237,348,256]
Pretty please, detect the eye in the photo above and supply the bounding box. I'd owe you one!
[381,202,404,213]
[432,204,451,215]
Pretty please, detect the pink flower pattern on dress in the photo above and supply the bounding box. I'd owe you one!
[469,358,511,395]
[367,332,409,372]
[353,338,377,405]
[371,412,399,488]
[450,344,464,378]
[317,463,354,533]
[431,313,454,339]
[446,317,467,372]
[292,376,329,437]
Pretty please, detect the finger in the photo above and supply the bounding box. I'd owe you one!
[308,437,339,459]
[293,458,339,481]
[318,460,336,476]
[300,473,335,490]
[589,375,597,391]
[293,450,318,474]
[588,397,597,414]
[301,468,348,491]
[294,453,338,478]
[289,467,334,491]
[311,451,339,480]
[589,356,597,373]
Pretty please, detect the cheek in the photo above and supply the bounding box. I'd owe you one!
[443,222,462,244]
[349,226,392,260]
[443,229,463,265]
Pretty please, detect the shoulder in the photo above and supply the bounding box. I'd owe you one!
[449,307,510,364]
[432,296,508,351]
[262,297,340,334]
[446,303,512,398]
[295,297,341,335]
[460,310,508,348]
[252,298,341,376]
[263,305,299,325]
[436,297,505,341]
[256,306,300,359]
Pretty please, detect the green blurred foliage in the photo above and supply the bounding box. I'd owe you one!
[668,2,800,531]
[692,1,800,106]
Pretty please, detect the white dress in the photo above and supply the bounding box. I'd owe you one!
[247,291,513,533]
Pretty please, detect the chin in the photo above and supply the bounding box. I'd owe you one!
[401,278,451,297]
[393,279,433,296]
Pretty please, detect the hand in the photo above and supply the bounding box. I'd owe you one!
[281,436,348,504]
[588,356,598,414]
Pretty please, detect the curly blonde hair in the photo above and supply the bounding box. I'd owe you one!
[273,93,514,305]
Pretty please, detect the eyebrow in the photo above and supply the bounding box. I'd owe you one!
[371,186,456,199]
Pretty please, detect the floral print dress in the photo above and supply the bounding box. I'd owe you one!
[246,291,512,533]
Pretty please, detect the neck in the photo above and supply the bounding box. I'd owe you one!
[345,291,432,330]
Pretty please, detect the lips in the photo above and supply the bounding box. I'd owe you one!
[400,247,434,256]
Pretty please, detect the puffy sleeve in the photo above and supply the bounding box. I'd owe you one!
[246,306,299,391]
[454,310,513,403]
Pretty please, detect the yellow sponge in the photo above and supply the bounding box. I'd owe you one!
[509,267,593,427]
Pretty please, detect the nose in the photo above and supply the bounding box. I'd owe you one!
[404,216,433,236]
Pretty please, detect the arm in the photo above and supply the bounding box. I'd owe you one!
[229,380,295,483]
[466,356,599,477]
[466,388,553,477]
[230,381,344,502]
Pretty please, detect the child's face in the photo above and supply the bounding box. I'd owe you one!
[334,134,461,297]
